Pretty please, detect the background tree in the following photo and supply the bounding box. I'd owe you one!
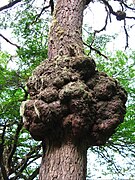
[0,0,135,179]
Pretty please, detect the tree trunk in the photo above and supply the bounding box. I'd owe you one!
[40,1,87,178]
[39,142,87,180]
[48,0,86,60]
[21,0,127,179]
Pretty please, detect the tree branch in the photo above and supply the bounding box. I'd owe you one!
[27,3,51,27]
[94,7,109,34]
[126,16,135,20]
[121,0,135,11]
[90,7,109,47]
[0,124,9,180]
[123,19,129,49]
[83,8,109,59]
[0,34,20,49]
[50,0,54,15]
[12,145,41,179]
[35,5,50,22]
[28,167,39,180]
[101,0,117,16]
[7,120,23,170]
[27,0,54,26]
[83,42,108,59]
[0,0,22,11]
[102,0,135,21]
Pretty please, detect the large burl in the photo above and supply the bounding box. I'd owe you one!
[20,56,127,147]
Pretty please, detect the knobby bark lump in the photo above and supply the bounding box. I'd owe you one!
[21,56,127,146]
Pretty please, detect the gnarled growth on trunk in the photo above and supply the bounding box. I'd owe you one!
[20,0,127,179]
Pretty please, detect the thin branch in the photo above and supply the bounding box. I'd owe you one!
[126,16,135,20]
[0,124,9,180]
[121,0,135,11]
[0,34,20,49]
[0,0,22,11]
[13,146,41,179]
[30,0,54,25]
[95,147,125,176]
[15,145,41,171]
[26,0,54,27]
[35,5,50,21]
[28,167,39,180]
[25,5,50,29]
[50,0,54,15]
[83,7,109,59]
[103,147,124,175]
[130,24,135,28]
[101,0,117,16]
[123,19,129,49]
[94,7,109,34]
[120,1,124,11]
[89,7,109,49]
[102,0,135,21]
[83,42,108,59]
[7,120,23,169]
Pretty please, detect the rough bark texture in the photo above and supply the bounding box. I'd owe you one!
[21,56,127,146]
[48,0,86,60]
[39,143,87,180]
[20,56,127,179]
[20,0,127,179]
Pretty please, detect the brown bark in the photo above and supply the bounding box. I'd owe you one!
[39,142,87,180]
[48,0,86,60]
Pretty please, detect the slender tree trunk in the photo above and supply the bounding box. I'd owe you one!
[39,142,87,180]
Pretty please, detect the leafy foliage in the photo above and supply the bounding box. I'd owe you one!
[0,1,49,179]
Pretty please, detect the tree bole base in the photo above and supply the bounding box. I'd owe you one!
[39,142,87,180]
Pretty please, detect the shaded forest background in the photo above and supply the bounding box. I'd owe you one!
[0,0,135,179]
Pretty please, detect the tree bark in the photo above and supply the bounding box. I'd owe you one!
[39,142,87,180]
[40,1,88,179]
[48,0,86,60]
